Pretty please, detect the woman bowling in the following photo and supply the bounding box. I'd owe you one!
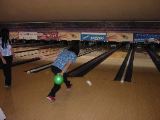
[47,40,80,102]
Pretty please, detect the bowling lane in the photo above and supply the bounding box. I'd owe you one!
[13,46,61,63]
[23,47,107,73]
[5,48,159,120]
[61,50,129,120]
[65,50,160,120]
[10,46,106,77]
[68,47,107,71]
[0,47,108,120]
[81,50,160,120]
[128,51,160,120]
[82,49,127,80]
[12,47,63,71]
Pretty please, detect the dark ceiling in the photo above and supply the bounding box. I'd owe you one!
[0,0,160,32]
[0,0,160,22]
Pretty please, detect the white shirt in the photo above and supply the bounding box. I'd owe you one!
[0,38,12,56]
[0,107,6,120]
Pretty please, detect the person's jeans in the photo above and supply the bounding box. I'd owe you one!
[48,66,71,97]
[2,56,13,86]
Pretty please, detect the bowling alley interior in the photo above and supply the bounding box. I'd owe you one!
[0,0,160,120]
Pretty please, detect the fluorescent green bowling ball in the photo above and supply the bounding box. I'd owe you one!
[53,74,64,85]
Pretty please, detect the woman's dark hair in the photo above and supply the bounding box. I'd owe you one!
[1,28,9,48]
[68,40,80,56]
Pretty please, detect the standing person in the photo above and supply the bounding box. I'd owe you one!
[0,28,14,88]
[47,41,80,102]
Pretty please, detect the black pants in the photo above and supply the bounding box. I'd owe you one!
[48,66,71,97]
[2,56,13,86]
